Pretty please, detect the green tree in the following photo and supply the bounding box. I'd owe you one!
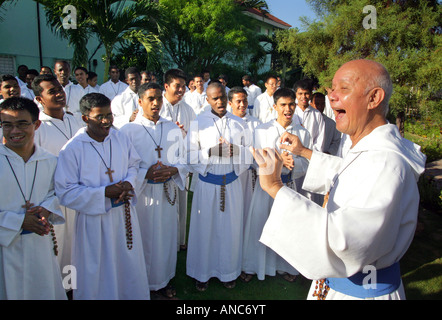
[37,0,161,82]
[158,0,268,74]
[276,0,441,121]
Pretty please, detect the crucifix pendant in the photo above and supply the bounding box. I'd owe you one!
[155,145,163,158]
[22,200,33,211]
[105,167,115,182]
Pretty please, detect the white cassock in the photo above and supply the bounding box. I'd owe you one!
[0,144,66,300]
[111,87,141,129]
[77,84,98,95]
[34,111,83,275]
[242,119,311,280]
[120,116,188,291]
[21,86,35,100]
[322,114,341,156]
[294,105,326,204]
[186,90,210,115]
[237,114,261,229]
[160,95,196,248]
[185,110,252,282]
[54,128,150,300]
[324,95,335,121]
[294,105,325,152]
[260,124,427,300]
[244,84,262,115]
[63,81,85,124]
[252,91,277,124]
[99,80,128,101]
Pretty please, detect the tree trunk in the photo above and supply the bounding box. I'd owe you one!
[396,111,405,137]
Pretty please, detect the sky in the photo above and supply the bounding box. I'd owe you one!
[265,0,318,30]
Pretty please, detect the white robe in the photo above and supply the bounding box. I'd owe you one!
[260,124,427,300]
[63,81,85,124]
[252,91,277,124]
[99,80,128,101]
[244,84,262,114]
[34,111,83,275]
[160,95,196,248]
[185,110,252,282]
[120,117,188,291]
[54,128,150,300]
[242,119,311,280]
[186,90,211,115]
[294,105,326,152]
[21,86,35,100]
[77,84,98,95]
[0,144,66,300]
[237,115,261,228]
[111,87,141,129]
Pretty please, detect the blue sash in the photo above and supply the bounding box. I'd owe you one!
[198,172,238,186]
[326,262,401,298]
[147,178,171,184]
[281,173,292,184]
[111,198,125,208]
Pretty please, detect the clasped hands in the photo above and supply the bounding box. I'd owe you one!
[252,132,309,199]
[209,138,239,158]
[146,161,178,183]
[105,181,134,204]
[21,205,52,236]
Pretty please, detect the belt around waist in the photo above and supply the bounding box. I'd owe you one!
[147,178,171,184]
[198,171,238,186]
[326,262,401,299]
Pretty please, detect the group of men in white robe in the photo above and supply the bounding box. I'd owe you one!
[0,59,426,300]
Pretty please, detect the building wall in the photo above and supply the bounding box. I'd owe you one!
[0,0,106,84]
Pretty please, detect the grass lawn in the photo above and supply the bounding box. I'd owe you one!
[166,190,442,300]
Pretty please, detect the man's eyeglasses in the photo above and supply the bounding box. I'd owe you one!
[87,114,114,121]
[0,121,34,130]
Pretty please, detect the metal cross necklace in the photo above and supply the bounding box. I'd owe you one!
[142,122,163,158]
[89,140,114,182]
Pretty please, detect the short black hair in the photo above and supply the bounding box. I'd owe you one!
[293,79,313,93]
[32,74,58,97]
[138,82,162,99]
[79,93,111,115]
[227,86,247,102]
[311,92,325,101]
[87,71,98,80]
[265,75,278,83]
[74,66,88,74]
[26,69,39,76]
[163,69,187,85]
[125,67,140,79]
[0,96,40,122]
[0,74,18,85]
[273,88,296,105]
[109,65,120,73]
[54,60,70,68]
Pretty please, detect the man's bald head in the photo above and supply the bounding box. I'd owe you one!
[338,59,392,116]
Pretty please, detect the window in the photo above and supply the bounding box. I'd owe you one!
[0,55,15,76]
